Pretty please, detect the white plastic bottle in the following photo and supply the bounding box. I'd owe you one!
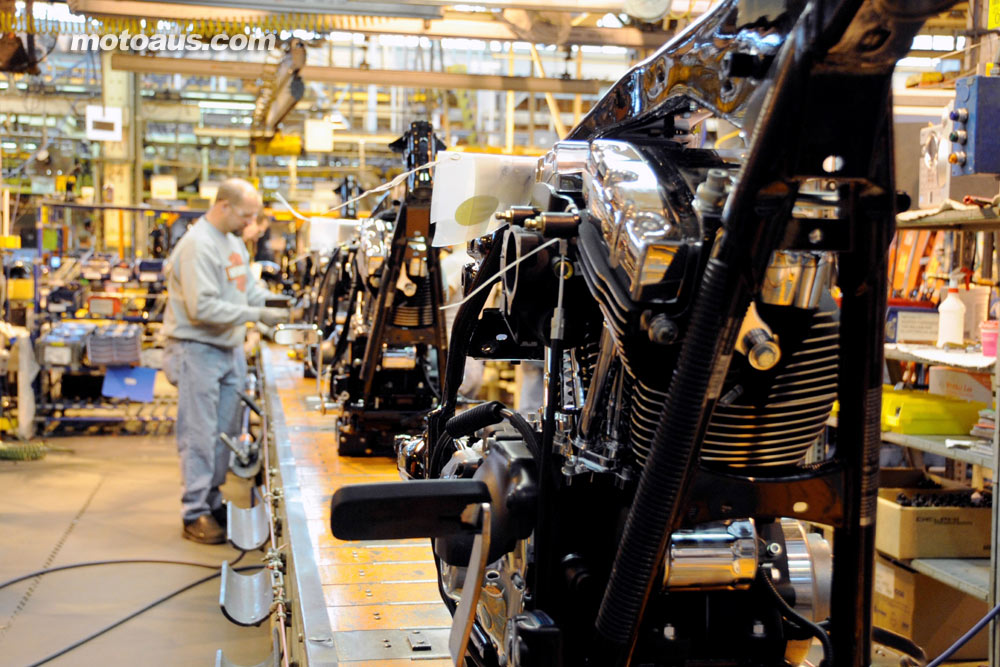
[937,273,967,347]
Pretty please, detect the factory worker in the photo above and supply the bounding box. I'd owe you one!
[162,178,289,544]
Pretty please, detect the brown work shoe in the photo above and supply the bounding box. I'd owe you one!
[182,514,226,544]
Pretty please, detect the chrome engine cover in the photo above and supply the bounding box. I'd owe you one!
[356,217,392,281]
[582,139,703,301]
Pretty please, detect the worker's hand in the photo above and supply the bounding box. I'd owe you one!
[259,307,290,327]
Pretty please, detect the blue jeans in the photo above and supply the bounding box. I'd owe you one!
[164,339,246,522]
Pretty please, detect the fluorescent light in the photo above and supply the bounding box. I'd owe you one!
[198,100,257,111]
[1,142,17,150]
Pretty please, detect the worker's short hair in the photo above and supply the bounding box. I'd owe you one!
[214,178,256,207]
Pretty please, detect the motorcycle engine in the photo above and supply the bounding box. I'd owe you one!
[430,136,841,665]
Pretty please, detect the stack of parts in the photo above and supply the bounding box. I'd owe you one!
[35,322,96,370]
[971,408,995,440]
[87,323,143,365]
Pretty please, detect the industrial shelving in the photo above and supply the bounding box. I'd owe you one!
[887,210,1000,662]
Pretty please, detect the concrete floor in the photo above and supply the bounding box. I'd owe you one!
[0,433,270,666]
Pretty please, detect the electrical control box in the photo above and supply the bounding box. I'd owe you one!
[950,75,1000,176]
[920,122,998,206]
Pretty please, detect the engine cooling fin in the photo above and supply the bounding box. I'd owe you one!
[700,304,839,468]
[392,279,435,328]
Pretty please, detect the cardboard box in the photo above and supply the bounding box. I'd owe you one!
[879,468,967,490]
[928,366,993,405]
[875,470,991,559]
[873,555,988,660]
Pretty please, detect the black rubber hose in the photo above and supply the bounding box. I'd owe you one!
[429,431,457,479]
[439,232,504,419]
[450,403,541,460]
[445,401,505,438]
[307,247,340,330]
[498,408,541,461]
[872,627,926,663]
[238,392,262,416]
[758,567,833,667]
[437,402,540,474]
[595,257,735,652]
[314,251,358,377]
[304,249,341,372]
[331,256,359,364]
[428,231,504,457]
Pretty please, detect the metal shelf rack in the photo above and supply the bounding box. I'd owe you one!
[885,205,1000,662]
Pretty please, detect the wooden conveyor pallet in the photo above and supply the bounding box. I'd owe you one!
[262,346,454,666]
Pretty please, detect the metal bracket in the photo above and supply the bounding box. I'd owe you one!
[213,650,278,667]
[408,630,433,651]
[333,629,449,661]
[219,561,276,627]
[214,625,281,667]
[221,432,264,479]
[303,394,342,414]
[226,501,270,552]
[449,502,492,665]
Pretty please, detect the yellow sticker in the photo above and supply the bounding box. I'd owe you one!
[990,0,1000,30]
[454,195,500,227]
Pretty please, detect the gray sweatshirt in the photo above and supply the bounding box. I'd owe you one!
[163,217,268,349]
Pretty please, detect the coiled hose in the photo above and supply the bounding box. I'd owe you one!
[595,257,743,653]
[0,440,46,461]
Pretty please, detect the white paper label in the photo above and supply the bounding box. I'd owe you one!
[89,299,116,316]
[85,105,123,142]
[44,345,72,366]
[874,560,895,598]
[430,151,538,247]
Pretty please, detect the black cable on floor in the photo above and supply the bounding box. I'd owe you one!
[24,564,264,667]
[0,551,248,592]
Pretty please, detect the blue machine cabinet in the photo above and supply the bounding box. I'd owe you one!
[950,75,1000,176]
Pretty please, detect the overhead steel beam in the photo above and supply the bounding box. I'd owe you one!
[111,54,273,79]
[329,18,668,49]
[300,65,610,94]
[192,126,400,144]
[71,0,666,48]
[73,0,625,16]
[69,0,441,19]
[0,95,200,123]
[111,54,613,94]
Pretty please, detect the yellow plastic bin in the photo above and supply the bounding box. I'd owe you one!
[881,385,985,435]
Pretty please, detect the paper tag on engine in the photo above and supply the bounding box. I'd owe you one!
[430,151,537,246]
